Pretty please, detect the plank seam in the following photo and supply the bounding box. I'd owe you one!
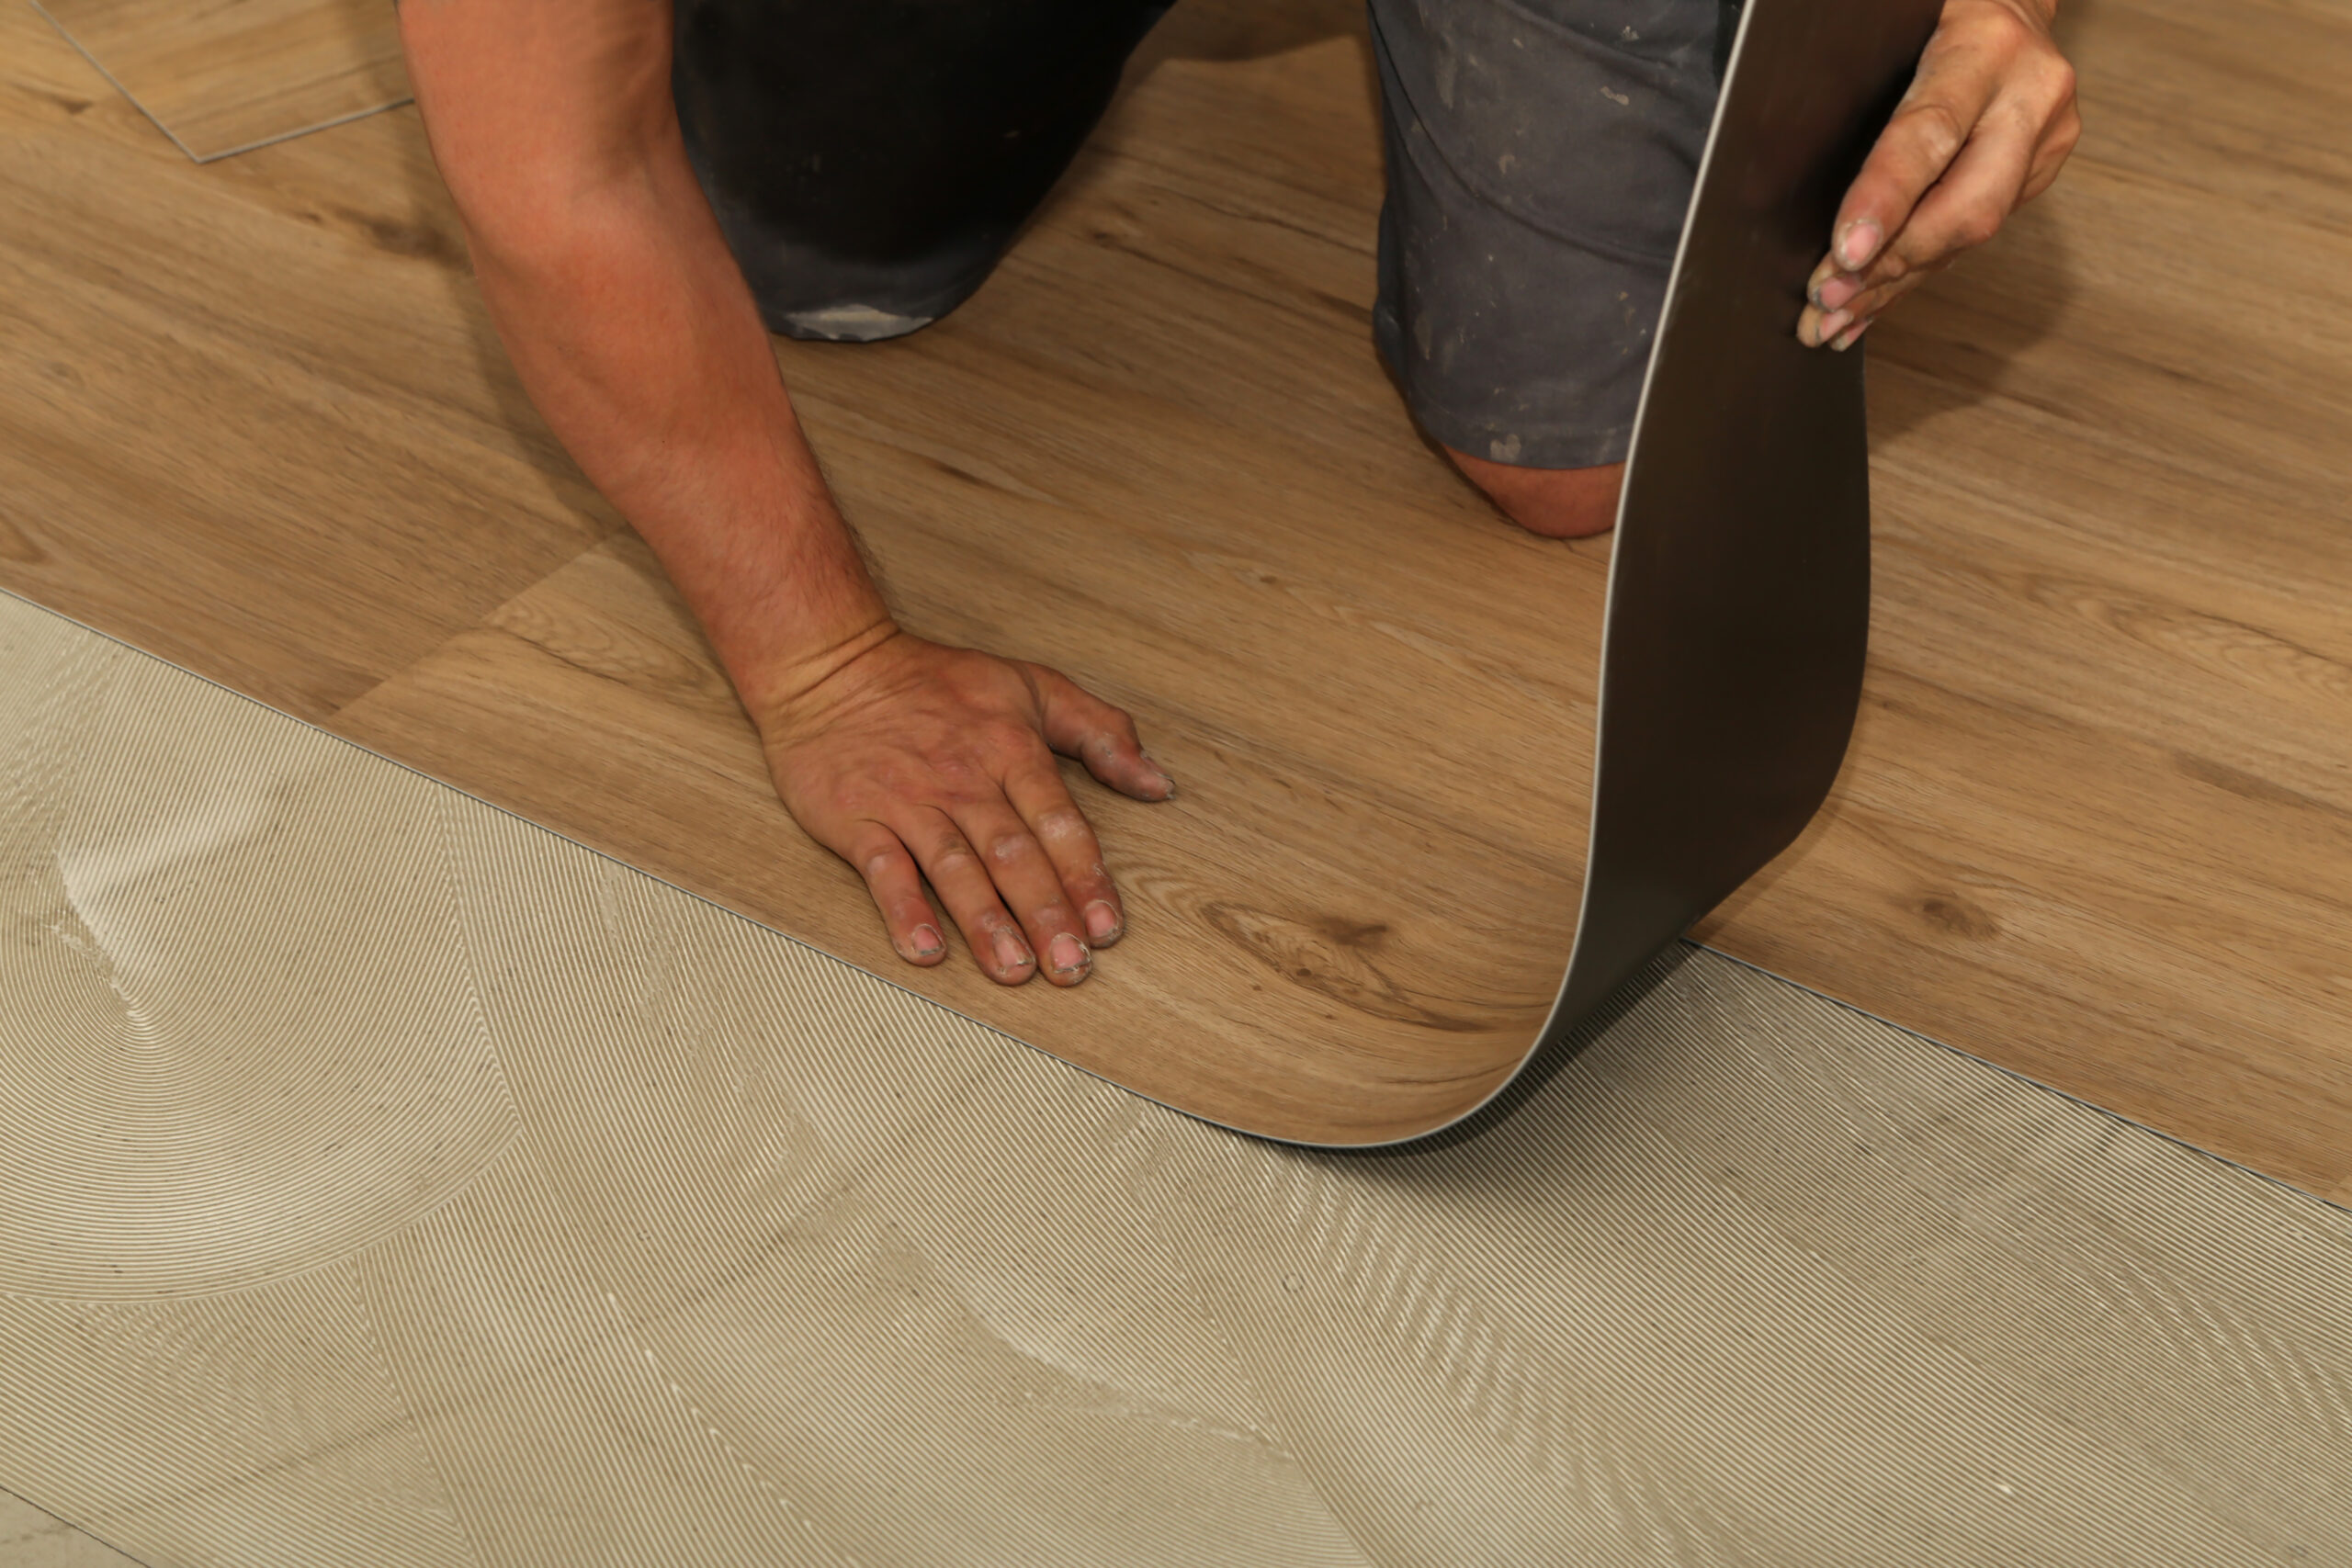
[23,0,198,160]
[22,0,413,164]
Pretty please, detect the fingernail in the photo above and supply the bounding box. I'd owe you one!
[1084,899,1123,943]
[1817,275,1860,311]
[1815,308,1853,344]
[910,923,944,959]
[1142,756,1177,798]
[1048,932,1091,976]
[991,927,1034,973]
[1831,317,1873,353]
[1837,219,1882,270]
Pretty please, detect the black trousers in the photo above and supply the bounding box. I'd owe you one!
[673,0,1730,468]
[673,0,1171,342]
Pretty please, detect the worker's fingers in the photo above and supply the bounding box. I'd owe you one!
[1843,101,2047,318]
[1003,758,1125,948]
[1795,2,2078,348]
[952,796,1094,987]
[1827,305,1886,353]
[2018,90,2081,206]
[1823,39,2005,282]
[900,807,1037,986]
[841,821,948,965]
[1796,267,1933,352]
[1799,80,2055,348]
[1024,663,1175,802]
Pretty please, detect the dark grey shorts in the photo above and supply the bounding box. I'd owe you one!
[674,0,1733,470]
[1371,0,1735,467]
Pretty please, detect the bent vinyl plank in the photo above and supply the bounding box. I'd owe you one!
[5,588,2352,1564]
[348,0,1925,1146]
[30,0,409,162]
[4,0,2352,1169]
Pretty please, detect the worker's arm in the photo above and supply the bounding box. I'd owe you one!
[1798,0,2081,348]
[397,0,1172,986]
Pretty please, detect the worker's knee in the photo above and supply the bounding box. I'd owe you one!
[1445,446,1624,540]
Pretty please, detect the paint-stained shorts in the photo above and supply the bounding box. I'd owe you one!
[673,0,1735,471]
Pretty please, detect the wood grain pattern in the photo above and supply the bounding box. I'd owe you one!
[33,0,409,162]
[0,28,616,720]
[2,0,2349,1169]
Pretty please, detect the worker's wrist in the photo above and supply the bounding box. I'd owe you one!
[709,558,898,726]
[729,613,901,739]
[639,478,899,733]
[1950,0,2059,33]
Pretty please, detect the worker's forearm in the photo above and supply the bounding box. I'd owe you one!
[459,155,894,722]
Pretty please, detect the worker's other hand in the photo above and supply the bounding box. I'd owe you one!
[756,632,1175,986]
[1797,0,2079,351]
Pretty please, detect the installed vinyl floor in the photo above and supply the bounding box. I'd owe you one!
[29,0,407,161]
[6,587,2352,1565]
[3,0,2348,1179]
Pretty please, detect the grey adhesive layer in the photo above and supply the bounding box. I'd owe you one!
[0,1489,141,1568]
[6,592,2352,1565]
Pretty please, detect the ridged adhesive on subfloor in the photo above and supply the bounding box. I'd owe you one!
[4,587,2350,1566]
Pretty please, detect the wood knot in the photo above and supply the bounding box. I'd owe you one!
[1204,903,1480,1032]
[1914,892,1997,942]
[333,207,469,269]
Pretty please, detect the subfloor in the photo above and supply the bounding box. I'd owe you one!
[4,590,2350,1564]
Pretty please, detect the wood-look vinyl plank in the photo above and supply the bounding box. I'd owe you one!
[32,0,408,162]
[333,520,1589,1139]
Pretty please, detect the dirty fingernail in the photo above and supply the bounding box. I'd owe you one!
[1817,275,1860,311]
[1142,757,1178,798]
[910,923,944,959]
[1837,219,1882,270]
[1832,317,1873,352]
[992,927,1034,973]
[1049,932,1091,976]
[1815,308,1853,344]
[1084,899,1123,943]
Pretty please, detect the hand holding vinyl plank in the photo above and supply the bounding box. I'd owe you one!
[1800,0,2082,349]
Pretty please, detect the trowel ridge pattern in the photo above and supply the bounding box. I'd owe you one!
[4,586,2351,1565]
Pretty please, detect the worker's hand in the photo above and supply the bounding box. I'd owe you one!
[755,631,1176,986]
[1797,0,2079,350]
